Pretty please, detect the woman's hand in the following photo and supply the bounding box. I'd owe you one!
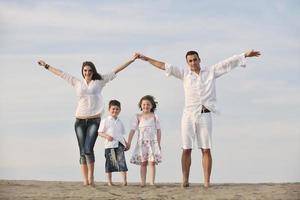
[37,60,46,67]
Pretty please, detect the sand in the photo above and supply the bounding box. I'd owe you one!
[0,180,299,200]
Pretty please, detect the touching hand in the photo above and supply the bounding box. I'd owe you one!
[244,50,261,57]
[37,60,46,67]
[135,52,148,61]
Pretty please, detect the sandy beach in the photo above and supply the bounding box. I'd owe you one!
[0,180,299,200]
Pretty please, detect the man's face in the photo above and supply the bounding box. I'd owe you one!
[186,54,201,72]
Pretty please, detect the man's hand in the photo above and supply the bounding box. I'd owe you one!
[245,50,261,57]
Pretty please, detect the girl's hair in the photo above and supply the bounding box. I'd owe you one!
[81,61,103,80]
[138,95,158,113]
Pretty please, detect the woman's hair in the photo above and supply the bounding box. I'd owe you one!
[138,95,158,113]
[81,61,103,80]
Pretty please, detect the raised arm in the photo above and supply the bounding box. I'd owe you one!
[112,54,138,74]
[136,52,166,70]
[37,60,63,76]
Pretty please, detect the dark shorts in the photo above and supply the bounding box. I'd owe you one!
[105,143,128,173]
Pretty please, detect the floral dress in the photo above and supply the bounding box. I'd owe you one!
[130,114,162,165]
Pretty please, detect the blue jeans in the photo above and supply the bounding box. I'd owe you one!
[74,117,101,164]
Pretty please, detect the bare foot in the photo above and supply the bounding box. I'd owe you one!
[140,183,146,187]
[107,182,114,186]
[204,182,210,189]
[123,182,127,186]
[181,182,189,188]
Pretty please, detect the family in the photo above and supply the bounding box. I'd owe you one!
[37,50,260,188]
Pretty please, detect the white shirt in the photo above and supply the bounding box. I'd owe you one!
[98,115,126,149]
[60,72,116,117]
[165,53,246,117]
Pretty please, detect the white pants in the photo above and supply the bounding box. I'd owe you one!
[181,112,212,149]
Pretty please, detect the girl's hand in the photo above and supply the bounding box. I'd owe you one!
[125,143,131,151]
[37,60,46,67]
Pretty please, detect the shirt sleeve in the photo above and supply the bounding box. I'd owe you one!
[212,53,246,78]
[60,72,80,87]
[165,63,184,80]
[101,71,117,84]
[154,114,161,130]
[130,115,139,131]
[98,118,107,133]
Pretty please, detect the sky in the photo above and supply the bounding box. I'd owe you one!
[0,0,299,183]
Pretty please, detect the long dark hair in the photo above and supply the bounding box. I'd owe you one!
[138,95,158,113]
[81,61,103,80]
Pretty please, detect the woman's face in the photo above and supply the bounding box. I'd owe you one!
[141,99,153,113]
[83,65,93,81]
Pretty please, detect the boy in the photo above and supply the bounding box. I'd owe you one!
[98,100,128,186]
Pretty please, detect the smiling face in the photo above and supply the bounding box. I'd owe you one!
[141,99,153,113]
[82,65,93,81]
[109,105,121,118]
[186,54,201,73]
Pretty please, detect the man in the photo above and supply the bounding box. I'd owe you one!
[135,50,260,188]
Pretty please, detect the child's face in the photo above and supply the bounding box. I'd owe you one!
[109,105,121,118]
[141,100,152,113]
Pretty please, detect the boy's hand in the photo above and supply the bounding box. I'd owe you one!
[106,135,113,141]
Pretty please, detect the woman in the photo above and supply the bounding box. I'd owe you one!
[37,55,137,186]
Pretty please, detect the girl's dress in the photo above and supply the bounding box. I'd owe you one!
[130,114,162,165]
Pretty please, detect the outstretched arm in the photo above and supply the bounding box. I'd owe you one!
[135,52,166,70]
[37,60,63,76]
[112,54,138,74]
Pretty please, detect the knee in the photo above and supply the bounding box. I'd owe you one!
[141,162,148,167]
[202,149,211,155]
[182,149,192,155]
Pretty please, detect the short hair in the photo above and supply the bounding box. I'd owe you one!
[109,100,121,109]
[138,95,158,113]
[185,50,200,59]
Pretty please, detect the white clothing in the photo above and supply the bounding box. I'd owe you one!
[60,72,116,117]
[165,53,246,149]
[130,114,162,165]
[181,112,212,149]
[98,115,126,149]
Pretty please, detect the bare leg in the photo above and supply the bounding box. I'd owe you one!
[181,149,192,187]
[106,172,113,186]
[149,162,156,185]
[140,161,147,187]
[81,164,89,186]
[201,148,212,188]
[87,162,95,186]
[121,172,127,186]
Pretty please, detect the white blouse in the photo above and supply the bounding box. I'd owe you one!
[60,71,116,118]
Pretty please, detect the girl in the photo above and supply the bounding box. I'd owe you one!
[127,95,162,186]
[37,55,137,186]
